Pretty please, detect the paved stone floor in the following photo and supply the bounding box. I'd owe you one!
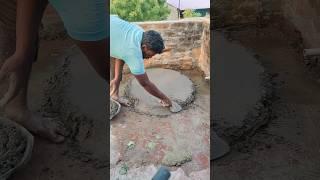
[110,70,210,179]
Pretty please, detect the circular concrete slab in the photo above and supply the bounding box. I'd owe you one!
[124,68,195,116]
[212,131,230,160]
[213,32,271,141]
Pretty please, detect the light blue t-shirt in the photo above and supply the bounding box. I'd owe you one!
[49,0,108,41]
[110,15,145,75]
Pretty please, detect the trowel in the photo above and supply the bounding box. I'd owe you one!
[169,101,182,113]
[159,100,182,113]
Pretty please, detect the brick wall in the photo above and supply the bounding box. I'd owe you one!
[212,0,282,27]
[282,0,320,48]
[198,19,210,77]
[213,0,320,48]
[40,8,211,76]
[124,18,210,76]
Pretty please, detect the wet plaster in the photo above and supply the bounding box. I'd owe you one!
[40,47,108,169]
[212,31,274,143]
[28,46,209,178]
[7,40,108,180]
[123,68,195,117]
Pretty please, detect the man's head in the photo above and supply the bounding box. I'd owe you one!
[141,30,165,59]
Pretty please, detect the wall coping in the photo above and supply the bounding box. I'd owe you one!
[134,17,210,25]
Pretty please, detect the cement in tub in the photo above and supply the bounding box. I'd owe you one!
[110,98,121,120]
[0,117,34,180]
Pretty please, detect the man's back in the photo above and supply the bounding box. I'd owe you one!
[110,15,145,75]
[110,15,144,58]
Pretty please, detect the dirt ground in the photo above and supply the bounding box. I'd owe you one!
[213,24,320,179]
[0,37,210,180]
[0,38,109,180]
[0,5,211,180]
[110,69,210,179]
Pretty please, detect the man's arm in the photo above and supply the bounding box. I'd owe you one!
[0,0,47,106]
[0,0,47,78]
[114,58,125,81]
[15,0,48,57]
[134,73,172,106]
[110,58,125,98]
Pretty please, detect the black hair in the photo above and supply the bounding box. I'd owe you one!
[141,30,165,54]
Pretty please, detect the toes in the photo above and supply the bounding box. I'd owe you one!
[42,117,67,143]
[48,130,65,143]
[53,134,65,144]
[47,126,66,143]
[56,124,69,137]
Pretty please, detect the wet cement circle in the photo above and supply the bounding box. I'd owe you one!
[213,32,270,141]
[124,68,195,116]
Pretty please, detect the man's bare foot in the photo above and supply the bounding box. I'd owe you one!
[4,106,67,143]
[111,96,131,107]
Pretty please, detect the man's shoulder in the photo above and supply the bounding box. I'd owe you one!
[124,47,143,60]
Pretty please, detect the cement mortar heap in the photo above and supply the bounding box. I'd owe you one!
[123,68,196,116]
[110,99,120,120]
[40,48,108,168]
[110,99,119,117]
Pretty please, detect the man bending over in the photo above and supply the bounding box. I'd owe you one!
[110,15,172,107]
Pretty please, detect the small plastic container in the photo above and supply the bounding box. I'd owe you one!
[152,166,171,180]
[110,98,121,120]
[0,117,34,180]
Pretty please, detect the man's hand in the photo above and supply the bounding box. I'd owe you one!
[159,98,172,107]
[0,53,32,107]
[134,73,173,107]
[0,54,28,81]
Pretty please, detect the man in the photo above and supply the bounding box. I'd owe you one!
[0,0,107,143]
[110,15,172,107]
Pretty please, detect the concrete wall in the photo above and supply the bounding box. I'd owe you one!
[212,0,282,27]
[282,0,320,48]
[130,18,210,77]
[198,19,210,77]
